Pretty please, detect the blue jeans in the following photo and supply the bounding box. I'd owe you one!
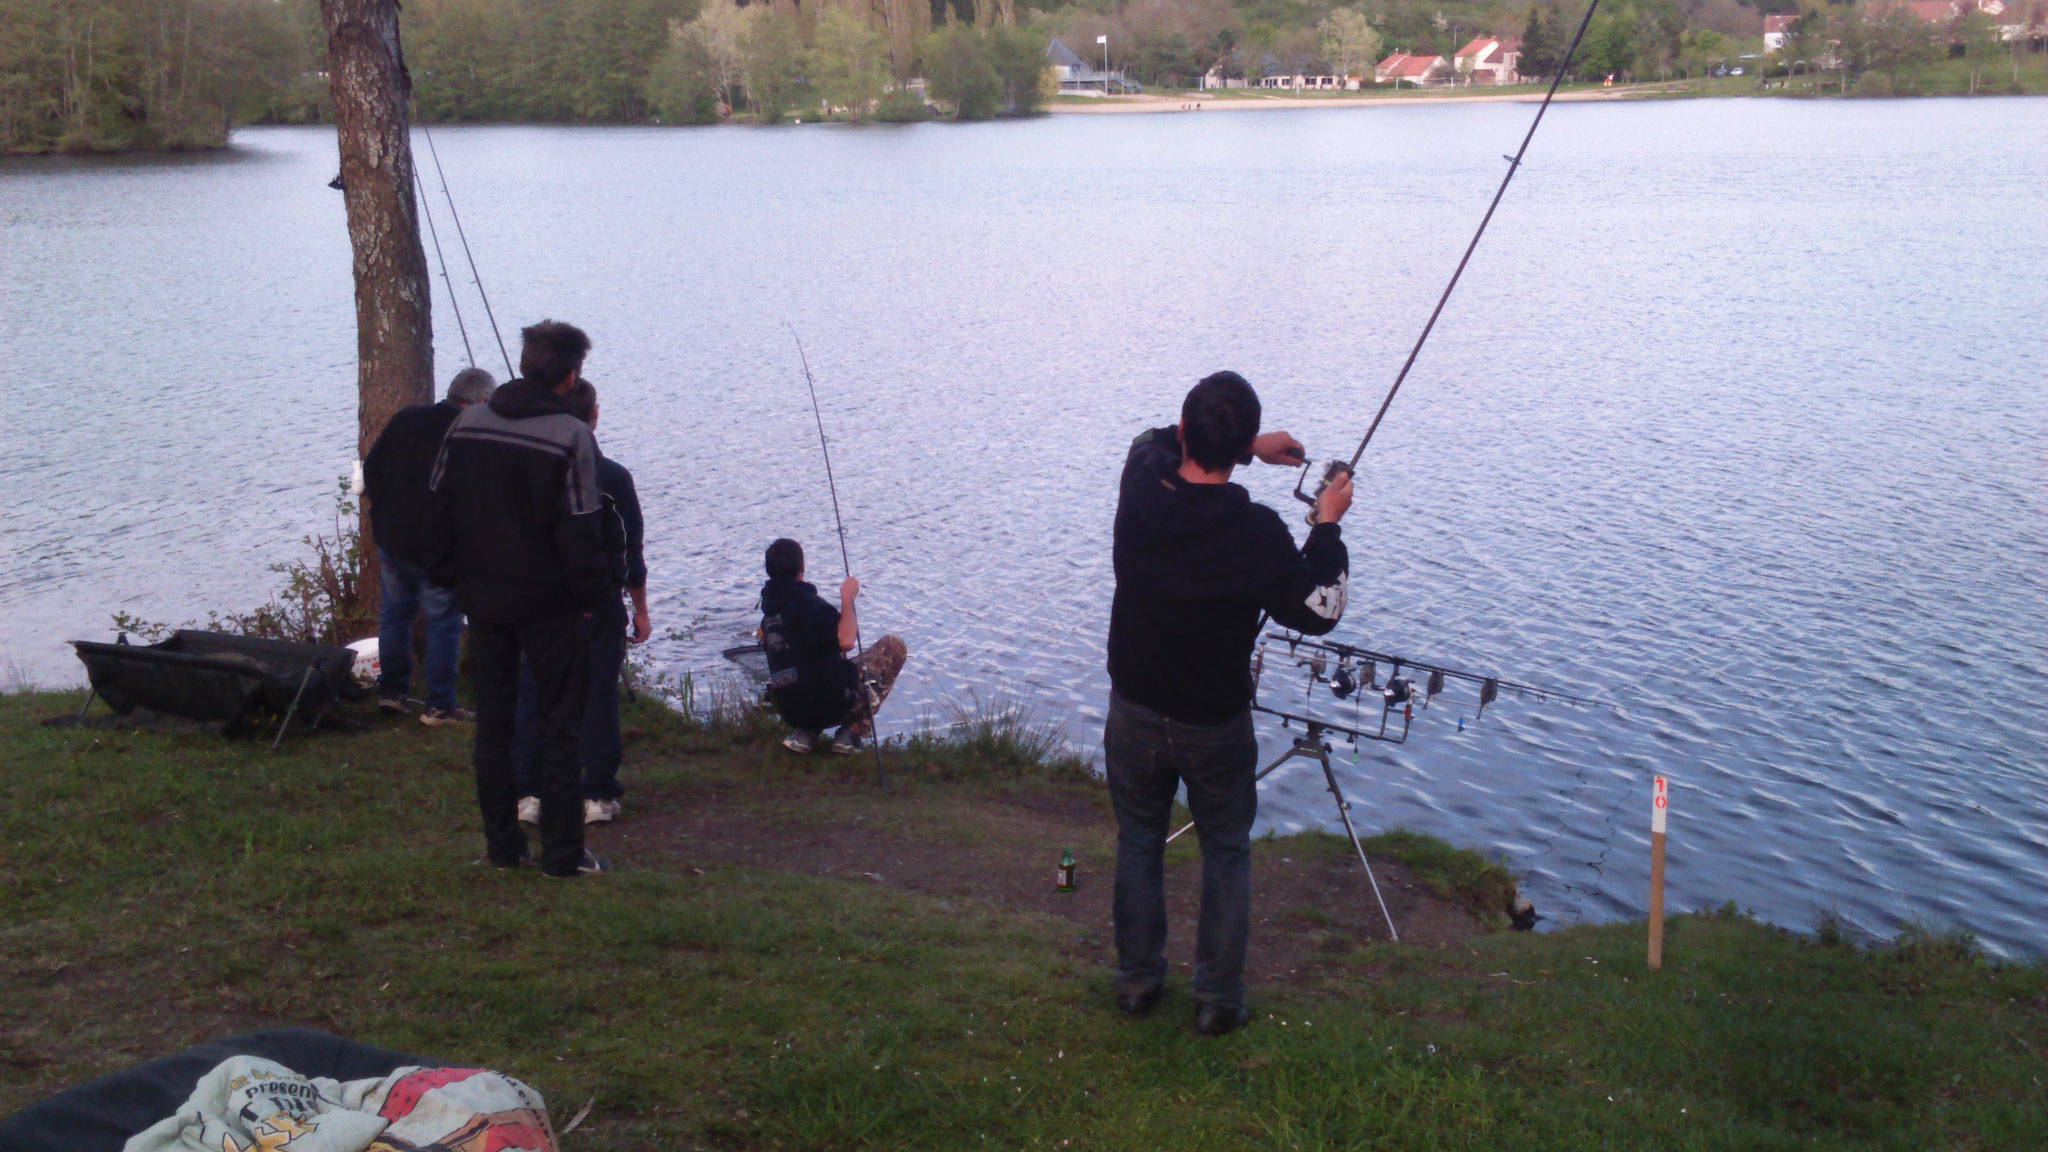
[512,594,627,801]
[377,548,463,711]
[1103,692,1259,1012]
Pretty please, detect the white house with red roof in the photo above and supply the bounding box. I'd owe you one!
[1452,37,1522,84]
[1375,51,1451,85]
[1763,13,1800,50]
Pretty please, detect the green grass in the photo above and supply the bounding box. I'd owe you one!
[2,690,2043,1149]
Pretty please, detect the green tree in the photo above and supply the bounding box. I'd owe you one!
[810,5,887,119]
[1955,6,2006,93]
[1318,6,1382,79]
[923,25,1002,118]
[985,23,1048,113]
[1519,0,1567,79]
[645,20,721,121]
[739,7,805,120]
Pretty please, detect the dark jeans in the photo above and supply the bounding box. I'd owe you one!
[471,612,588,875]
[1103,691,1259,1012]
[376,548,462,710]
[512,595,627,801]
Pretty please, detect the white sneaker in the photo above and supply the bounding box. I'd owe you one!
[516,796,540,825]
[584,798,621,825]
[783,730,818,754]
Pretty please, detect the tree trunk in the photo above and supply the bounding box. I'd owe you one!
[321,0,433,607]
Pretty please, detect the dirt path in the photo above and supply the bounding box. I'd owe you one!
[602,774,1492,995]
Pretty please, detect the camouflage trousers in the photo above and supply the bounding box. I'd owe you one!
[839,634,908,740]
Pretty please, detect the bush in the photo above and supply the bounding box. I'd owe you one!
[872,87,933,122]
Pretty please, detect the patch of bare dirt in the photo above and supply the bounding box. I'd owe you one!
[600,772,1491,993]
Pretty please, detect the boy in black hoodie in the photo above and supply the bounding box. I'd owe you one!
[1104,370,1352,1036]
[427,320,617,879]
[758,538,907,755]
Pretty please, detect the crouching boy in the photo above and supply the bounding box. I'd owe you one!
[759,538,906,754]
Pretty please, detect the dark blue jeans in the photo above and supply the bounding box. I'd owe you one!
[512,595,627,801]
[1103,692,1259,1012]
[376,548,462,710]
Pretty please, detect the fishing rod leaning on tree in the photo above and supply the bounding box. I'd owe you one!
[790,328,890,790]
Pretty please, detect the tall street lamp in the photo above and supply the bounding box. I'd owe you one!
[1097,34,1109,94]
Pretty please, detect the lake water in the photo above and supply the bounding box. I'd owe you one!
[3,100,2043,954]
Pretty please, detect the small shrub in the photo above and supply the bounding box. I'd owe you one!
[872,88,932,122]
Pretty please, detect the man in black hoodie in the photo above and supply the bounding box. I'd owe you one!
[758,538,907,755]
[1105,370,1352,1036]
[427,320,618,879]
[361,366,495,724]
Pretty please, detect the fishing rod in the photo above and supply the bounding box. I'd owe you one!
[412,166,476,368]
[790,327,888,790]
[1296,0,1604,517]
[416,120,515,380]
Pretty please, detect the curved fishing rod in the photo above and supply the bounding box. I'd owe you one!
[416,120,515,379]
[1298,0,1604,509]
[790,327,888,790]
[412,165,476,368]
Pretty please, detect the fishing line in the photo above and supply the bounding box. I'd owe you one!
[417,121,514,379]
[790,327,888,789]
[1321,0,1605,482]
[411,164,476,368]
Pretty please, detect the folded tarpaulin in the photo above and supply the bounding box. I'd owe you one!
[0,1028,555,1152]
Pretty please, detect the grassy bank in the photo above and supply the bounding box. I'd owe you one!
[2,689,2043,1149]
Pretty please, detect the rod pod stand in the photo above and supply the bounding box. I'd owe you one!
[1166,720,1399,941]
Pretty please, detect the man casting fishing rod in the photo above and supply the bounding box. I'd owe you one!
[1105,371,1352,1037]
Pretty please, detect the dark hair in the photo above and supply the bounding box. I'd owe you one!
[566,380,598,426]
[1180,371,1261,473]
[519,319,592,387]
[765,538,804,580]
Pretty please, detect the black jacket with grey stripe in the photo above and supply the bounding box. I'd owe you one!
[1108,426,1349,726]
[425,379,620,625]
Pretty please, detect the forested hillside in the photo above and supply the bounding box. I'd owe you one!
[2,0,2035,152]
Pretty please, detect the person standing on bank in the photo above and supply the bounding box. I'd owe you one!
[426,321,615,878]
[759,538,908,755]
[361,366,495,724]
[514,379,649,827]
[1104,370,1352,1037]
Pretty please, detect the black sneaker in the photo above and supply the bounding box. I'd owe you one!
[1117,985,1162,1017]
[543,850,612,879]
[1192,1002,1250,1037]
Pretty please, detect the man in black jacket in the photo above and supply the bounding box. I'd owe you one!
[361,367,494,724]
[427,320,615,879]
[759,538,907,755]
[513,380,649,826]
[1105,370,1352,1036]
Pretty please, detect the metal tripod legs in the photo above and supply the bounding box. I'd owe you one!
[1166,722,1399,941]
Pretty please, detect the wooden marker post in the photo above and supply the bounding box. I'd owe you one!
[1648,775,1669,971]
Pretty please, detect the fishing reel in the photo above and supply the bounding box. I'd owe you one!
[1293,459,1355,527]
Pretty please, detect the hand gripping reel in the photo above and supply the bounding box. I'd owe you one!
[1293,458,1354,527]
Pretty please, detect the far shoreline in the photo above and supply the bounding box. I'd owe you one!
[1047,84,1658,114]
